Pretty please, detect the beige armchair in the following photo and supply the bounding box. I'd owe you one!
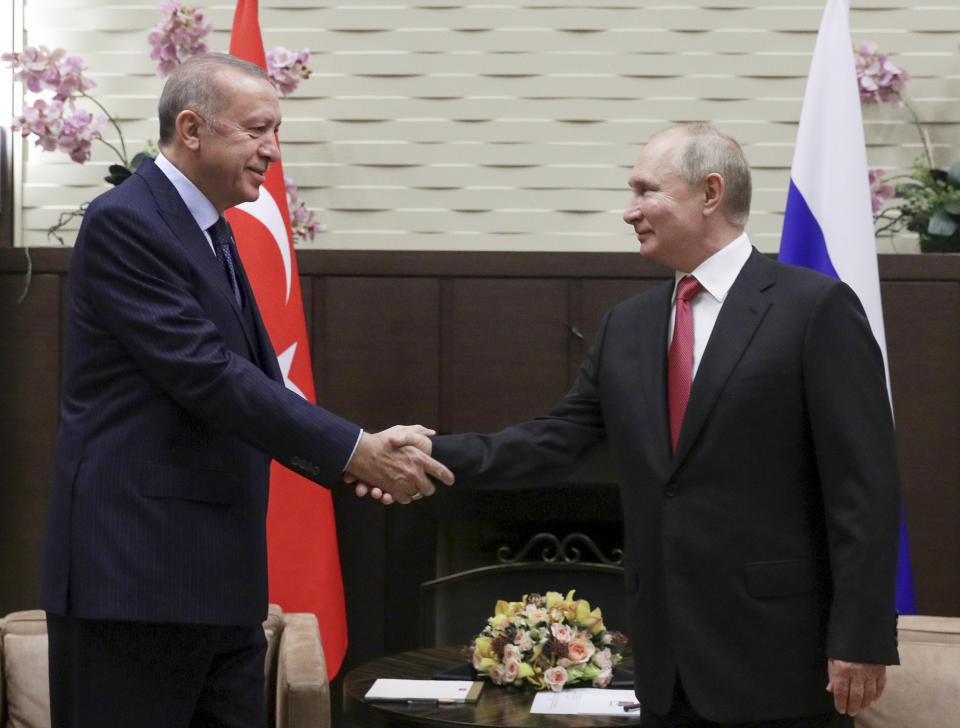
[855,615,960,728]
[0,604,330,728]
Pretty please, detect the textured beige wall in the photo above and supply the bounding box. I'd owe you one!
[11,0,960,251]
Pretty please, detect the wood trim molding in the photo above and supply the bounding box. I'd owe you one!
[3,247,960,280]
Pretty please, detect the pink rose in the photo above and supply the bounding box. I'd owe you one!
[550,622,573,643]
[489,662,506,685]
[503,643,521,662]
[502,658,520,683]
[592,648,614,671]
[544,666,568,692]
[515,630,534,652]
[525,606,548,623]
[566,638,596,664]
[592,668,613,688]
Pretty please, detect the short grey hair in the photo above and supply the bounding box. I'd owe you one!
[158,53,268,145]
[673,123,752,226]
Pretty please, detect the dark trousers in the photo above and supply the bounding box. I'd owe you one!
[639,676,854,728]
[47,613,267,728]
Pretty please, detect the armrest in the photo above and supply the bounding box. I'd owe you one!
[275,612,330,728]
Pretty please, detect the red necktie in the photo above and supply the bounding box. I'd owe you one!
[668,275,703,451]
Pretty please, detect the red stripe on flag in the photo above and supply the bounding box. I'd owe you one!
[226,0,348,677]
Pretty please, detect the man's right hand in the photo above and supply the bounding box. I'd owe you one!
[344,425,454,505]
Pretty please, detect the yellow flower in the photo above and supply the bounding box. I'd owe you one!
[474,636,493,658]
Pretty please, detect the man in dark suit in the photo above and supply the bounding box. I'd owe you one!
[367,124,901,726]
[43,53,453,728]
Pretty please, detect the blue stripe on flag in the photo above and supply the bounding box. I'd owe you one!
[778,180,840,278]
[896,508,917,613]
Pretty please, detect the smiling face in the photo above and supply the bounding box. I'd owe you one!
[623,128,711,272]
[192,68,282,212]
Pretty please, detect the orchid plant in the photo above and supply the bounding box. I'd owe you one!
[5,0,323,246]
[857,42,960,252]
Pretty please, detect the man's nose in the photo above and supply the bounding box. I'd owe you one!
[623,201,641,224]
[262,134,281,161]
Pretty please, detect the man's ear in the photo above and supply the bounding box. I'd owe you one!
[175,110,203,151]
[702,173,725,216]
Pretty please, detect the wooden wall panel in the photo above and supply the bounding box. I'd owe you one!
[315,277,440,431]
[0,272,61,615]
[882,280,960,616]
[443,278,570,432]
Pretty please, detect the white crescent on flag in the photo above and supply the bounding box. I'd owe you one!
[236,187,293,303]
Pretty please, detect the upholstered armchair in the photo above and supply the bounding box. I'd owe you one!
[855,614,960,728]
[0,604,330,728]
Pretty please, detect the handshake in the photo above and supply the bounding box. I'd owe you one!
[344,425,453,505]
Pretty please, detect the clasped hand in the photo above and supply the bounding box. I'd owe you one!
[344,425,453,505]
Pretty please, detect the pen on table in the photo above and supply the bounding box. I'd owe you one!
[623,702,642,712]
[405,698,461,705]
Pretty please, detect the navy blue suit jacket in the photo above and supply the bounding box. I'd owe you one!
[432,251,901,722]
[43,157,360,627]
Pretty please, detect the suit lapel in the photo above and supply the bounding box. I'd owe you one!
[136,159,266,368]
[228,231,283,384]
[670,250,775,467]
[630,280,675,468]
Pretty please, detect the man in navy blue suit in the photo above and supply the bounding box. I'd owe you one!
[42,53,453,728]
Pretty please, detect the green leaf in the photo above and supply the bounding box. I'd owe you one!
[944,200,960,216]
[947,162,960,188]
[130,151,153,171]
[928,210,959,237]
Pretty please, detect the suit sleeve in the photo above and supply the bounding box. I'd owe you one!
[432,311,611,484]
[77,197,360,486]
[803,281,901,665]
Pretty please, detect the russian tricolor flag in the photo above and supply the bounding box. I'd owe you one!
[778,0,916,614]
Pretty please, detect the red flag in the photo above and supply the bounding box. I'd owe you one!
[226,0,348,676]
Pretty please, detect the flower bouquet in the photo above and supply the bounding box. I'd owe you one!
[470,590,628,691]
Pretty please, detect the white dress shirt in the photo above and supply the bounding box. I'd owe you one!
[668,232,753,379]
[154,151,220,256]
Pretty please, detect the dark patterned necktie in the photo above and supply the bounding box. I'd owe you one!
[668,275,703,451]
[207,216,243,307]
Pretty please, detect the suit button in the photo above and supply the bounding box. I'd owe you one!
[664,482,678,497]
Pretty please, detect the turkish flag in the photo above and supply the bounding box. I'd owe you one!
[226,0,348,676]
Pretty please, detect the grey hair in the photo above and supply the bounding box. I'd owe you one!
[158,53,268,145]
[673,123,752,226]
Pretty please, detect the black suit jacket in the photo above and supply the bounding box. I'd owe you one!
[43,158,360,627]
[432,250,901,722]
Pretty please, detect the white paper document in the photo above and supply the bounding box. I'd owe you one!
[530,688,640,716]
[364,678,483,703]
